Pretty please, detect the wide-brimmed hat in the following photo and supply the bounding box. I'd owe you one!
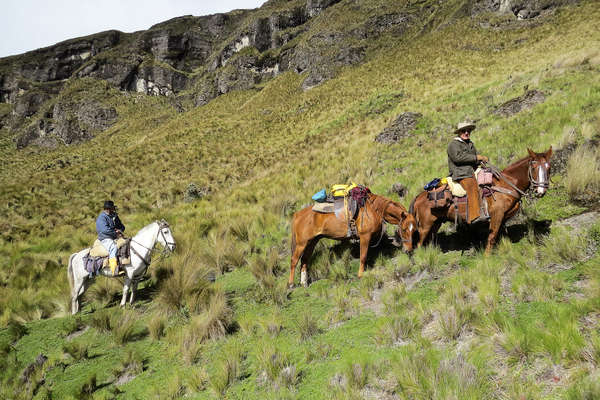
[454,122,476,135]
[103,200,116,210]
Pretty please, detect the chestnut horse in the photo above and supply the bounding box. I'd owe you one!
[288,193,417,288]
[410,147,553,253]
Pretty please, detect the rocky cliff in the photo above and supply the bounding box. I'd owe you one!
[0,0,577,148]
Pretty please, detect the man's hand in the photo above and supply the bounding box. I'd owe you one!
[116,229,123,237]
[477,155,489,163]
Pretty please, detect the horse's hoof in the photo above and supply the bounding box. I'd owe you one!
[287,283,295,290]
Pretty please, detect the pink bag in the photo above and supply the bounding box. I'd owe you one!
[477,168,493,185]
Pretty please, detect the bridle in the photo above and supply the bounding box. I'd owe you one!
[130,220,175,268]
[528,159,550,191]
[486,158,550,198]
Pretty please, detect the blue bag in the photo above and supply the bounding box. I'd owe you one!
[423,178,441,191]
[311,189,327,202]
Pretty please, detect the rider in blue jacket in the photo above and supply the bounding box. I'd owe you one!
[96,200,125,275]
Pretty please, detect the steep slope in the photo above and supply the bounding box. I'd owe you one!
[1,0,600,399]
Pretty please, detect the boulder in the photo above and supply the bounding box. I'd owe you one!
[375,112,422,144]
[493,90,545,117]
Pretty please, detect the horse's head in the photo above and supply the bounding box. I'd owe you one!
[393,210,417,253]
[527,147,553,197]
[156,219,176,252]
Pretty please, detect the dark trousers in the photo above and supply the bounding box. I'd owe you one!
[458,176,481,223]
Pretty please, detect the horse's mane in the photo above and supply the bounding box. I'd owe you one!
[502,155,532,174]
[132,221,158,239]
[368,193,394,215]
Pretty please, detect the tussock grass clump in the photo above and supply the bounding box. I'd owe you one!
[359,270,384,300]
[186,366,209,392]
[208,344,245,398]
[78,373,98,399]
[112,310,142,345]
[255,342,288,384]
[156,252,216,315]
[90,310,112,333]
[375,314,419,346]
[148,314,166,340]
[566,146,600,200]
[393,348,490,399]
[86,278,121,308]
[249,248,288,305]
[180,289,232,364]
[62,341,90,361]
[295,311,321,341]
[329,284,360,322]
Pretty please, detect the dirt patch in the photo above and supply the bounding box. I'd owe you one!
[493,90,546,117]
[375,112,422,144]
[66,326,89,341]
[556,211,600,231]
[115,371,138,386]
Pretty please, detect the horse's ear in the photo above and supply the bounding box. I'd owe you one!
[401,211,408,220]
[527,148,537,159]
[545,146,553,159]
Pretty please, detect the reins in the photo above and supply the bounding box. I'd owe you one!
[485,162,527,197]
[128,222,175,276]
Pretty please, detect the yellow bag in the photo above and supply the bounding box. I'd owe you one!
[331,183,357,197]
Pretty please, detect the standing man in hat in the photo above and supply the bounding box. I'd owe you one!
[96,200,126,275]
[447,122,489,224]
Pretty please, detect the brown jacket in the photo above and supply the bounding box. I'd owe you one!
[447,137,478,180]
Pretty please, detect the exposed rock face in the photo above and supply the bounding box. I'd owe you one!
[17,97,117,149]
[494,90,546,117]
[375,112,423,144]
[306,0,342,17]
[472,0,580,18]
[0,0,580,149]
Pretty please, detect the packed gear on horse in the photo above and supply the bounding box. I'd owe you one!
[84,238,131,277]
[290,192,416,288]
[311,183,369,238]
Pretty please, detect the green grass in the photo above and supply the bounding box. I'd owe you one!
[1,0,600,398]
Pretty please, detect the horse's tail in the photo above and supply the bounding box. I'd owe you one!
[290,216,297,256]
[67,253,76,293]
[408,196,417,216]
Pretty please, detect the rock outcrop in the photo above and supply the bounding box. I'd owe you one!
[0,0,580,148]
[375,112,423,144]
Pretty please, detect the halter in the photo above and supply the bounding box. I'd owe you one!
[130,220,175,267]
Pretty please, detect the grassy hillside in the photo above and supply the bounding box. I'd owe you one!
[1,0,600,398]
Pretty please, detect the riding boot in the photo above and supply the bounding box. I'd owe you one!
[459,177,487,224]
[109,257,118,276]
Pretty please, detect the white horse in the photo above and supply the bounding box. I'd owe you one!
[67,219,176,314]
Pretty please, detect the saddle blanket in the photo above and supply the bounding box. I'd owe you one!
[312,202,335,213]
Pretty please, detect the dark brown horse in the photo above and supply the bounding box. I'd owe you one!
[288,193,417,288]
[410,147,553,253]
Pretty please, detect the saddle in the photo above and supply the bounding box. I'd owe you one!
[85,238,131,276]
[311,185,369,238]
